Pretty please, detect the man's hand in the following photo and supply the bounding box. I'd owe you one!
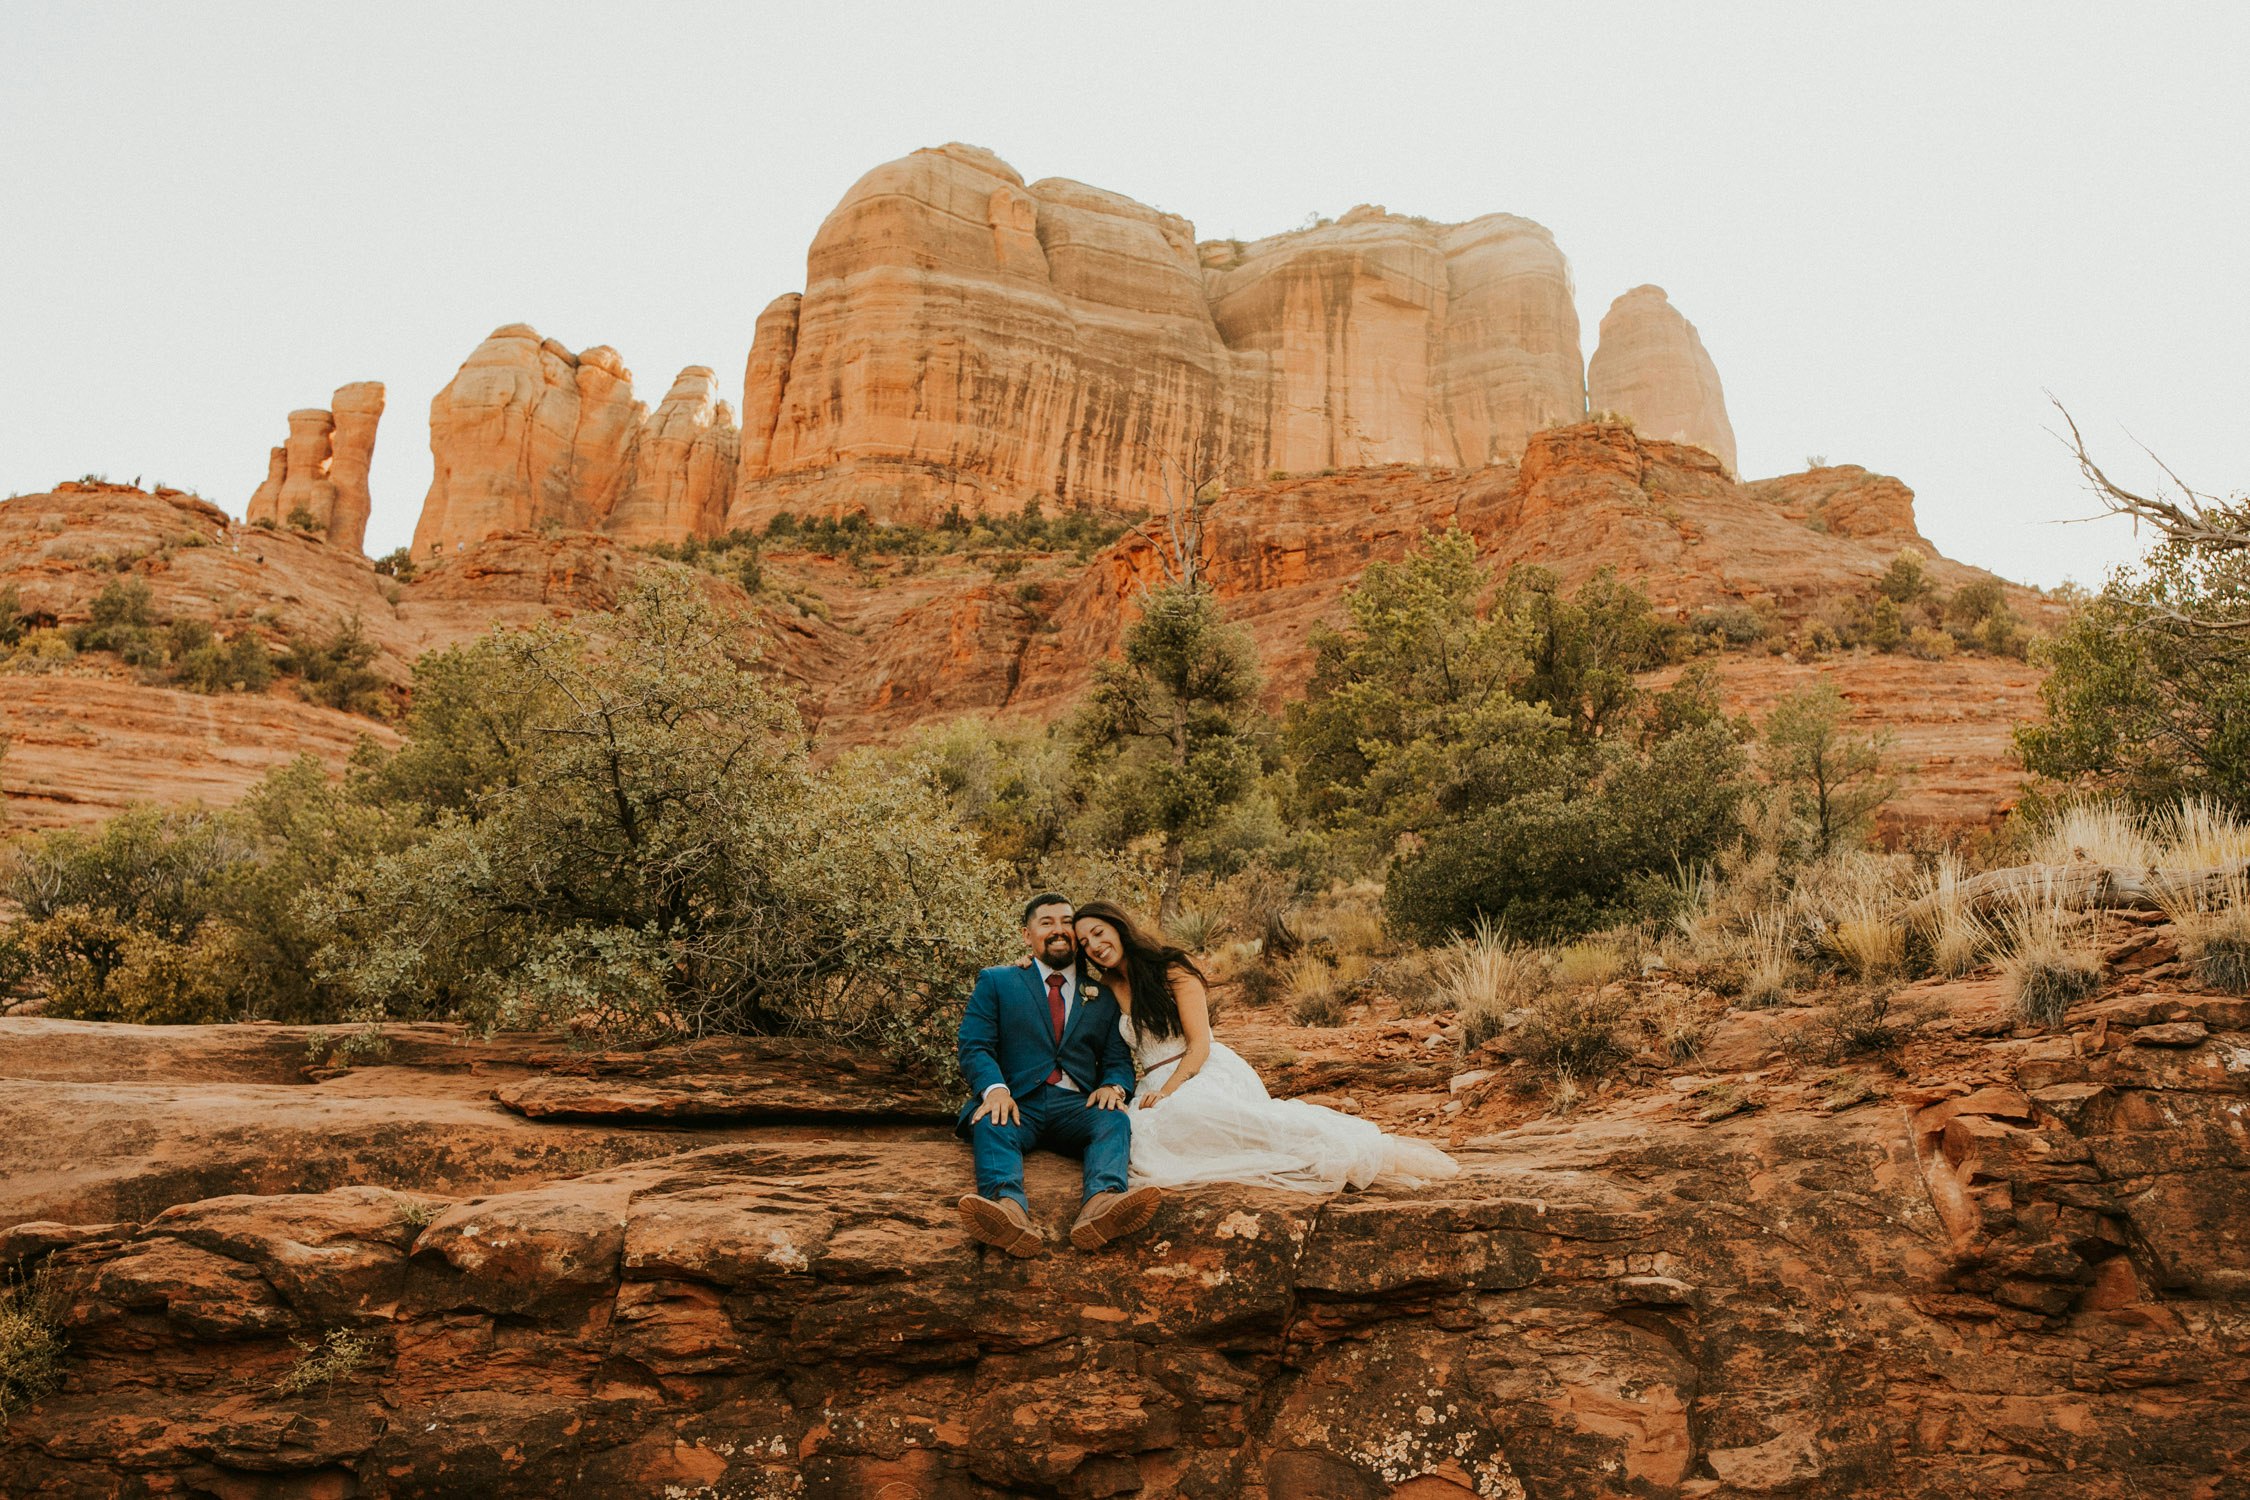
[1087,1085,1129,1111]
[970,1087,1022,1127]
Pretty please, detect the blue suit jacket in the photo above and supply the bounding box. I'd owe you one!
[955,962,1136,1133]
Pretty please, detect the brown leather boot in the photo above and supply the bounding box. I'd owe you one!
[957,1194,1044,1257]
[1069,1185,1163,1250]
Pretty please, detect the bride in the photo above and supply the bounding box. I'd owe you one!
[1070,899,1459,1192]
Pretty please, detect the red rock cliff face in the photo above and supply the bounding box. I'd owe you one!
[722,145,1589,529]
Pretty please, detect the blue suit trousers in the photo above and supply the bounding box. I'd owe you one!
[966,1082,1131,1211]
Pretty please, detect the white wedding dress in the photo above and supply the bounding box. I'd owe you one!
[1122,1014,1460,1192]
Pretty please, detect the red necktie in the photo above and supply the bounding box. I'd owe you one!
[1046,971,1068,1085]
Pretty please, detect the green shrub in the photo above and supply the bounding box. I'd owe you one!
[309,576,1012,1078]
[69,578,161,663]
[281,616,387,716]
[1290,532,1747,940]
[1759,682,1896,855]
[0,1266,66,1427]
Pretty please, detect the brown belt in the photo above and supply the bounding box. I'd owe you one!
[1143,1051,1186,1073]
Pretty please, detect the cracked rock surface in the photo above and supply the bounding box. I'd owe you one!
[3,960,2247,1497]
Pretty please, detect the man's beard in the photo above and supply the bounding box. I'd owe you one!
[1041,933,1076,964]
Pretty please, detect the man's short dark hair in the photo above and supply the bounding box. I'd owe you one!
[1022,891,1073,925]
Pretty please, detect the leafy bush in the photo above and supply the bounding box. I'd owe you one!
[311,576,1012,1077]
[1073,584,1262,919]
[1759,682,1895,855]
[281,616,387,716]
[0,1266,66,1427]
[2017,524,2250,806]
[69,578,162,664]
[1287,532,1749,941]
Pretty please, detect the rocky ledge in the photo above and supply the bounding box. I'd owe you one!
[2,970,2246,1497]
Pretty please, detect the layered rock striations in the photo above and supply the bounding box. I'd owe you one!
[407,150,1751,547]
[243,381,385,551]
[721,146,1591,529]
[412,327,743,557]
[1587,284,1737,474]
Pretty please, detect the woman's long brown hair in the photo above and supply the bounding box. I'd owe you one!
[1072,899,1205,1043]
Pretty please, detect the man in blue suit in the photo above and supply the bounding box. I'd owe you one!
[956,892,1161,1256]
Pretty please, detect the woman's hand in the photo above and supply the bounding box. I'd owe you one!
[1137,1089,1164,1110]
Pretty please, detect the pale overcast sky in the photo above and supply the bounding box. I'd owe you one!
[3,2,2242,587]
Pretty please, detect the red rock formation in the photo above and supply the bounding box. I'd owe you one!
[0,427,2044,832]
[412,326,645,557]
[1587,284,1737,474]
[601,367,740,545]
[415,327,743,556]
[325,380,385,552]
[723,146,1589,530]
[4,949,2246,1496]
[242,382,385,551]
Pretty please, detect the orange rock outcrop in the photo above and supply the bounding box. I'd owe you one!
[413,327,743,557]
[242,381,385,551]
[722,146,1588,529]
[1587,284,1737,473]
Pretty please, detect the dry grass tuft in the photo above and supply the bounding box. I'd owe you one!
[1438,921,1546,1049]
[1827,893,1907,979]
[2157,869,2250,995]
[1636,988,1710,1064]
[2155,797,2250,870]
[1286,954,1346,1027]
[1514,987,1633,1087]
[2030,802,2156,868]
[1997,891,2103,1028]
[1551,939,1626,990]
[1741,913,1796,1007]
[275,1328,375,1398]
[1914,850,1992,978]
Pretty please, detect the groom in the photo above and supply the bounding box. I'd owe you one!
[955,892,1162,1256]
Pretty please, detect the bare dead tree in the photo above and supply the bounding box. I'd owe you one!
[1109,453,1229,593]
[2051,396,2250,635]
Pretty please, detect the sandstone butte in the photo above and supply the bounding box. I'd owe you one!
[244,381,386,553]
[0,426,2051,836]
[3,917,2246,1495]
[410,328,739,560]
[1587,286,1738,475]
[404,144,1737,555]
